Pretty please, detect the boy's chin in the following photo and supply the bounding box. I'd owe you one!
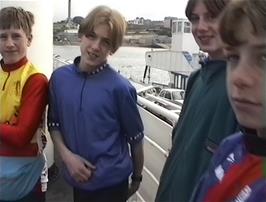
[237,116,263,131]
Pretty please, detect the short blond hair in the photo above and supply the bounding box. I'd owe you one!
[220,0,266,46]
[78,5,126,54]
[0,7,34,38]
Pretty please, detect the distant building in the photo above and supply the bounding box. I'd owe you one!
[163,16,178,29]
[133,17,145,25]
[151,20,164,27]
[127,20,135,24]
[64,29,78,33]
[143,19,152,26]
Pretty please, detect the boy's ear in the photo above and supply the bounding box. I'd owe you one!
[27,34,33,46]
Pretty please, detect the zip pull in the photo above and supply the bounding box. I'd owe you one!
[2,72,10,90]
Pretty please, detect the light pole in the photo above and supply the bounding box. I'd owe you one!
[67,0,71,24]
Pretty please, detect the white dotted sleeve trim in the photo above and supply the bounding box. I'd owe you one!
[127,132,144,144]
[47,122,60,130]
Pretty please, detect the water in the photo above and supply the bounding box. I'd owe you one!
[54,45,170,85]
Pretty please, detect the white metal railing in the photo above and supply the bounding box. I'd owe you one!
[53,55,70,69]
[138,96,179,126]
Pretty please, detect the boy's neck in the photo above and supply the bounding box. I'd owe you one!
[208,49,225,61]
[244,128,266,156]
[257,128,266,139]
[79,64,98,73]
[79,58,106,74]
[1,56,28,72]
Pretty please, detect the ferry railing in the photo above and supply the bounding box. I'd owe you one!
[136,99,179,201]
[137,96,179,125]
[143,94,182,111]
[53,56,179,202]
[53,55,70,68]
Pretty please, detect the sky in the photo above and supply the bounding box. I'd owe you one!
[53,0,189,22]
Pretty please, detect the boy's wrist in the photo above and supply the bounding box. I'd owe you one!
[131,174,142,182]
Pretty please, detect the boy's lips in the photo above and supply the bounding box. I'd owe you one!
[232,97,262,109]
[87,51,98,59]
[198,35,213,42]
[4,50,18,54]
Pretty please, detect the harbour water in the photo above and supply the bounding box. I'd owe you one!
[54,45,170,85]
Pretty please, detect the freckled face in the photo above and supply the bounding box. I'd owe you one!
[79,24,112,71]
[190,1,223,59]
[225,24,266,129]
[0,27,30,64]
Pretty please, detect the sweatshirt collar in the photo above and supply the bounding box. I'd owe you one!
[73,56,107,75]
[243,127,266,156]
[1,57,28,72]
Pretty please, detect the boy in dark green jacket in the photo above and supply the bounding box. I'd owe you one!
[155,0,238,201]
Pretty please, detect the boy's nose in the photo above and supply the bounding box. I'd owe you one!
[197,19,209,32]
[232,63,254,89]
[5,37,15,47]
[91,39,101,50]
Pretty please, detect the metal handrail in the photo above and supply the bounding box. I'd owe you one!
[137,96,179,125]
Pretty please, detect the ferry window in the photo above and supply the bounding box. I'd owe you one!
[172,22,177,34]
[160,91,165,97]
[165,92,171,99]
[184,22,191,33]
[177,21,182,33]
[173,91,184,100]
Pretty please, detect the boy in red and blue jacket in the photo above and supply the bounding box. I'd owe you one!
[190,0,266,201]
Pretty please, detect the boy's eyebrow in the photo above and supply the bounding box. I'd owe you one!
[102,36,111,42]
[253,44,266,50]
[224,43,266,51]
[223,45,235,51]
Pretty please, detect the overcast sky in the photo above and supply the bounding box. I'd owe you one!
[53,0,189,22]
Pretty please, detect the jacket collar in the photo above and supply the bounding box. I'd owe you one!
[1,57,28,72]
